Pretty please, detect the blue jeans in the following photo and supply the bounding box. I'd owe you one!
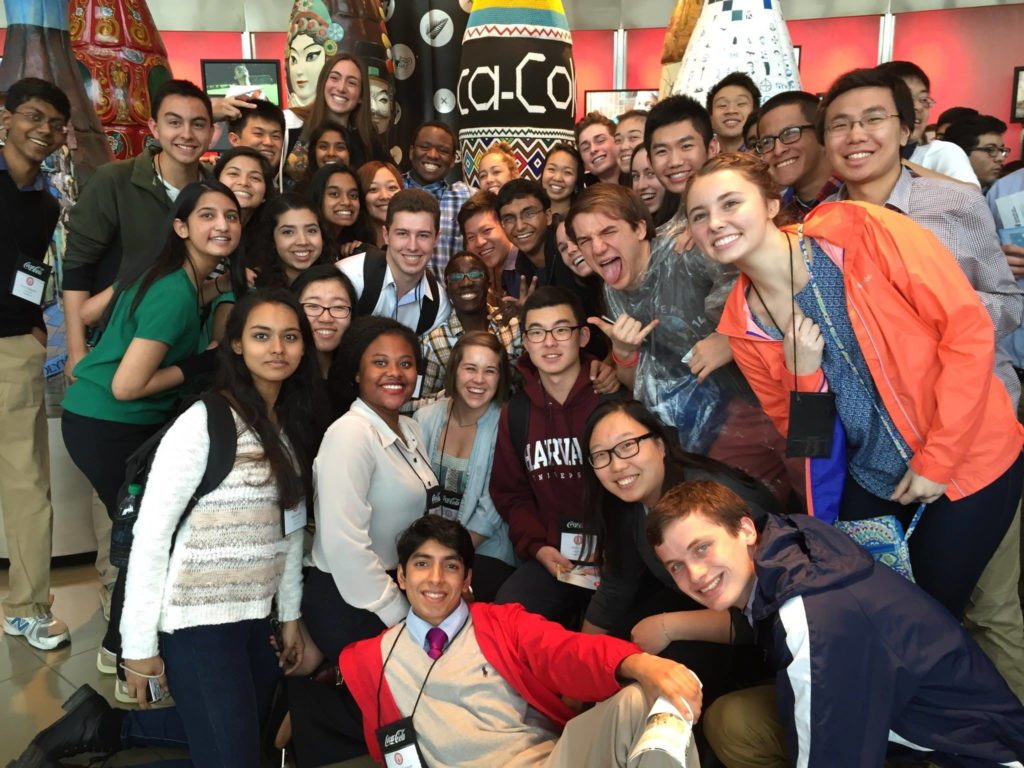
[121,618,281,767]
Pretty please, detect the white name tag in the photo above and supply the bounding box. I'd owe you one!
[11,262,49,305]
[560,530,597,562]
[283,501,306,536]
[384,744,424,768]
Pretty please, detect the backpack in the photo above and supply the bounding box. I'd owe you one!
[109,392,238,568]
[506,388,623,468]
[357,249,440,335]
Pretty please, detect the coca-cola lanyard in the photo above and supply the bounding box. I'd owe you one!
[375,617,469,729]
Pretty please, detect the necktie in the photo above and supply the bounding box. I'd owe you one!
[426,627,448,660]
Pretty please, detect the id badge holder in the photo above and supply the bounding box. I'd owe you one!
[10,258,52,306]
[786,391,836,458]
[424,486,442,517]
[283,500,307,536]
[558,518,596,563]
[376,717,429,768]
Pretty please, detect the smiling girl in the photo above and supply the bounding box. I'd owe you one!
[357,160,404,248]
[252,194,332,290]
[308,164,373,259]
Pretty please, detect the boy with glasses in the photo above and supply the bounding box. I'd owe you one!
[821,66,1024,701]
[944,115,1011,190]
[0,78,72,650]
[754,90,840,221]
[876,60,980,186]
[490,287,615,624]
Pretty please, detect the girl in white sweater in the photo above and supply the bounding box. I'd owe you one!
[14,289,326,767]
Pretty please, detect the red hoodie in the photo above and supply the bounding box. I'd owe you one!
[489,353,603,559]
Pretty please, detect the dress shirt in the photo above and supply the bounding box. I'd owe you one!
[338,251,451,335]
[405,599,470,657]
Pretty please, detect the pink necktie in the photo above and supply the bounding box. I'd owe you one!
[426,627,447,660]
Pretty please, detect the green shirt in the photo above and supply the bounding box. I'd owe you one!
[64,269,202,425]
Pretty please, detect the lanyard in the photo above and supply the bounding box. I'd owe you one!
[395,440,437,495]
[375,617,469,729]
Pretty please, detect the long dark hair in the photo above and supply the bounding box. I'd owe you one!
[215,289,327,508]
[248,193,335,293]
[107,180,242,328]
[581,399,766,575]
[307,163,372,246]
[214,146,275,265]
[327,316,421,415]
[303,53,376,167]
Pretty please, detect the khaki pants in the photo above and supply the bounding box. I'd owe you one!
[964,504,1024,702]
[0,334,52,617]
[704,685,789,768]
[91,489,116,587]
[547,684,699,768]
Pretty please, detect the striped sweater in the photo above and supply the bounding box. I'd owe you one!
[120,400,304,660]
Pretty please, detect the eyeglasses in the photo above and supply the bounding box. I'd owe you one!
[972,145,1010,160]
[754,124,814,155]
[825,113,900,137]
[500,207,544,228]
[13,109,68,135]
[524,325,583,343]
[588,433,656,469]
[447,270,485,283]
[302,303,352,319]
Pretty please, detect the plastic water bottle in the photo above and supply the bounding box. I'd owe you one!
[110,483,142,568]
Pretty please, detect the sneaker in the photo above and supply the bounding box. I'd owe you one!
[96,646,116,675]
[3,612,70,651]
[114,678,135,705]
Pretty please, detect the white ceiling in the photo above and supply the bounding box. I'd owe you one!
[2,0,1022,32]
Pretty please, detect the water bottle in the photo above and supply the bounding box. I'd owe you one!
[110,483,142,568]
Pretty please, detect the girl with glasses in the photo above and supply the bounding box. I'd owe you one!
[290,265,359,382]
[580,399,778,709]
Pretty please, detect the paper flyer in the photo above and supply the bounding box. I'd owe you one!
[556,565,601,591]
[627,696,700,767]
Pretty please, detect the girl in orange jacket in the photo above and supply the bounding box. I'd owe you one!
[684,152,1023,619]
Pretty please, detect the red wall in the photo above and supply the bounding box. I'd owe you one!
[572,29,615,121]
[893,5,1023,158]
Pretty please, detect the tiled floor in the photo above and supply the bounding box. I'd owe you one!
[0,561,373,767]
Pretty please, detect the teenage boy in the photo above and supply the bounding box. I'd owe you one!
[569,182,791,502]
[876,60,979,186]
[944,114,1011,190]
[226,98,286,187]
[820,71,1024,698]
[340,515,701,766]
[63,79,214,380]
[754,90,841,221]
[647,480,1024,768]
[706,72,761,154]
[576,112,624,185]
[403,121,472,279]
[490,287,609,623]
[0,78,72,651]
[458,190,521,300]
[339,188,450,336]
[614,110,648,175]
[419,251,522,398]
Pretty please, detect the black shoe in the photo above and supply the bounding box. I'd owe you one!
[6,743,68,767]
[27,685,120,759]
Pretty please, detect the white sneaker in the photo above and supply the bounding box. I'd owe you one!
[99,584,113,621]
[114,678,136,704]
[96,646,117,675]
[3,612,71,651]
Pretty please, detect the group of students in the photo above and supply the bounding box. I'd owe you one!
[3,47,1024,768]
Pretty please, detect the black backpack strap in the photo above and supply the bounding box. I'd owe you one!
[358,250,388,316]
[415,271,441,336]
[506,390,531,468]
[170,392,239,551]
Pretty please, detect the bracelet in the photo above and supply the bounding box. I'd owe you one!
[611,349,640,368]
[120,660,165,679]
[660,613,670,643]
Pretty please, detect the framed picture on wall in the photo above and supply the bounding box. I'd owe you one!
[1013,67,1024,123]
[584,89,660,119]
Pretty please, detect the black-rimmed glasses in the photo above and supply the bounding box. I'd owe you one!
[588,433,656,469]
[754,124,814,155]
[302,303,352,319]
[523,325,584,344]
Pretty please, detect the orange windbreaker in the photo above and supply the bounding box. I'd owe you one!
[717,200,1022,500]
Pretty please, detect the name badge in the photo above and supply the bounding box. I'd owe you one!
[412,374,424,400]
[283,501,307,536]
[559,518,597,563]
[786,391,836,459]
[376,717,427,768]
[424,485,442,517]
[11,258,51,306]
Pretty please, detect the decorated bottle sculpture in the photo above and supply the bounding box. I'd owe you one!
[672,0,801,103]
[69,0,172,160]
[457,0,576,185]
[383,0,470,169]
[0,0,111,179]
